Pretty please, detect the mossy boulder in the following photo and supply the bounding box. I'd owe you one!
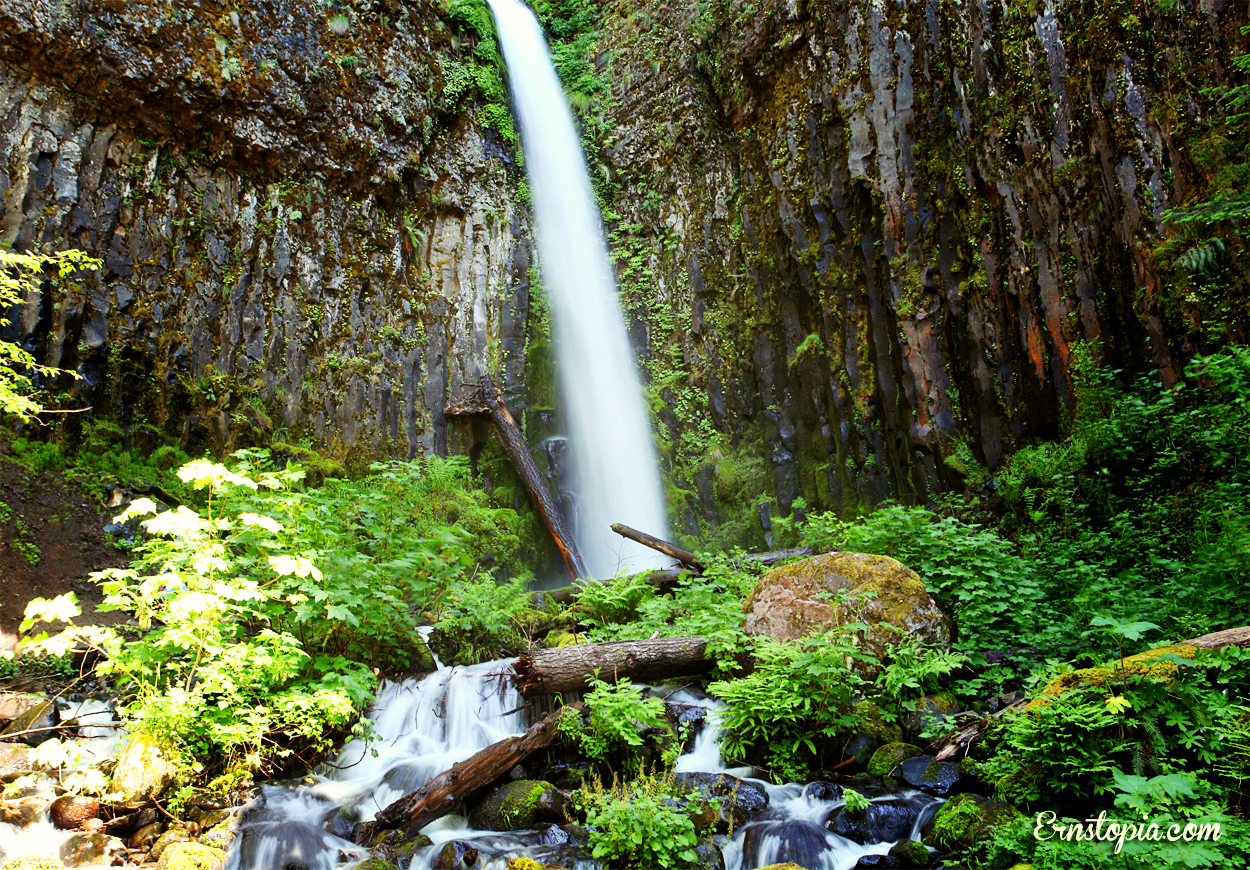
[112,731,179,801]
[902,692,960,743]
[368,827,433,862]
[155,843,226,870]
[743,553,952,675]
[1,699,58,746]
[468,780,565,831]
[888,839,931,865]
[355,861,398,870]
[756,864,813,870]
[994,764,1044,805]
[866,742,920,777]
[1028,644,1198,710]
[506,859,562,870]
[923,792,1023,852]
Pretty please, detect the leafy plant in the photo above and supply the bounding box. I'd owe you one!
[0,246,101,419]
[562,674,670,774]
[575,772,711,869]
[709,628,876,782]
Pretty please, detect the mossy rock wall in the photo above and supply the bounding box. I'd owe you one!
[590,0,1250,524]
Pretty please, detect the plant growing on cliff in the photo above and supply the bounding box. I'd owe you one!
[0,247,101,419]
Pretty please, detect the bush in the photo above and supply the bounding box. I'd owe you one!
[575,773,711,869]
[708,628,876,782]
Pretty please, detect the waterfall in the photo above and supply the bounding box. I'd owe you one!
[485,0,668,580]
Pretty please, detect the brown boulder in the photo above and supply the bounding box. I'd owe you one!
[743,552,952,670]
[59,831,128,867]
[50,794,100,829]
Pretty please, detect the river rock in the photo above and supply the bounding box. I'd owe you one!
[0,800,39,827]
[431,839,479,869]
[887,839,931,866]
[130,820,164,850]
[839,733,880,774]
[0,698,59,746]
[865,742,920,778]
[155,842,226,870]
[826,798,920,845]
[742,553,953,674]
[49,795,100,829]
[468,780,564,831]
[199,813,243,851]
[112,731,179,800]
[895,755,972,797]
[58,831,127,867]
[671,772,769,832]
[923,792,1023,852]
[0,693,45,724]
[148,825,192,862]
[0,745,33,781]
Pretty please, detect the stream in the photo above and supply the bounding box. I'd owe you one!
[225,656,943,870]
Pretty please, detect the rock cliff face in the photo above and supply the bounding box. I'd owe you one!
[592,0,1248,538]
[0,0,533,460]
[1,0,1246,538]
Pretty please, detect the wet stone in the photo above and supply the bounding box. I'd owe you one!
[895,756,971,797]
[59,831,127,867]
[826,798,919,845]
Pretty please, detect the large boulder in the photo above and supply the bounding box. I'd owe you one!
[742,553,952,670]
[671,772,769,832]
[112,731,179,801]
[866,742,920,778]
[467,780,565,831]
[49,795,100,829]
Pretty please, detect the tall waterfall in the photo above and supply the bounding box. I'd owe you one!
[486,0,668,579]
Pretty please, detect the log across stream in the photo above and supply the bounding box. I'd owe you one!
[220,655,942,870]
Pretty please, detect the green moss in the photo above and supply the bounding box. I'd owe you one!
[157,843,225,870]
[1029,643,1198,709]
[887,839,931,866]
[0,859,64,870]
[866,742,921,777]
[924,792,1024,853]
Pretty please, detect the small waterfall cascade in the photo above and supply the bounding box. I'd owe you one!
[484,0,668,580]
[0,697,124,863]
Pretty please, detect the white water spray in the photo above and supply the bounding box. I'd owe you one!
[486,0,668,579]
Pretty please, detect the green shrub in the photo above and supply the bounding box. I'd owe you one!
[561,675,670,773]
[708,628,876,782]
[575,773,711,869]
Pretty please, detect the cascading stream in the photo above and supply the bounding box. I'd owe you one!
[219,671,942,870]
[484,0,668,580]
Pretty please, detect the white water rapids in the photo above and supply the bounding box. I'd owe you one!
[216,665,940,870]
[485,0,668,580]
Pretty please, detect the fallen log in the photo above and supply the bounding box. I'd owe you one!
[739,546,816,567]
[610,524,704,570]
[447,376,588,580]
[355,705,572,842]
[930,625,1250,761]
[513,636,712,696]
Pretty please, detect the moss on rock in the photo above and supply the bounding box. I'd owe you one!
[1028,644,1198,710]
[468,780,565,831]
[923,792,1023,853]
[155,843,225,870]
[866,742,921,777]
[888,839,931,866]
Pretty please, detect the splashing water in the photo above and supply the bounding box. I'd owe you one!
[485,0,668,580]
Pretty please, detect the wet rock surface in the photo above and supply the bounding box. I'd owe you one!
[895,756,973,798]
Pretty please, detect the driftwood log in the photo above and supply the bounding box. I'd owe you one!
[930,625,1250,761]
[513,635,712,696]
[355,705,572,842]
[447,376,588,580]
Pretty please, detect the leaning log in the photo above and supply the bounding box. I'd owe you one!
[447,376,588,580]
[355,705,571,842]
[513,636,712,696]
[610,524,704,570]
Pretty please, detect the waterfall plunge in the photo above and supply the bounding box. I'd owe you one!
[486,0,668,579]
